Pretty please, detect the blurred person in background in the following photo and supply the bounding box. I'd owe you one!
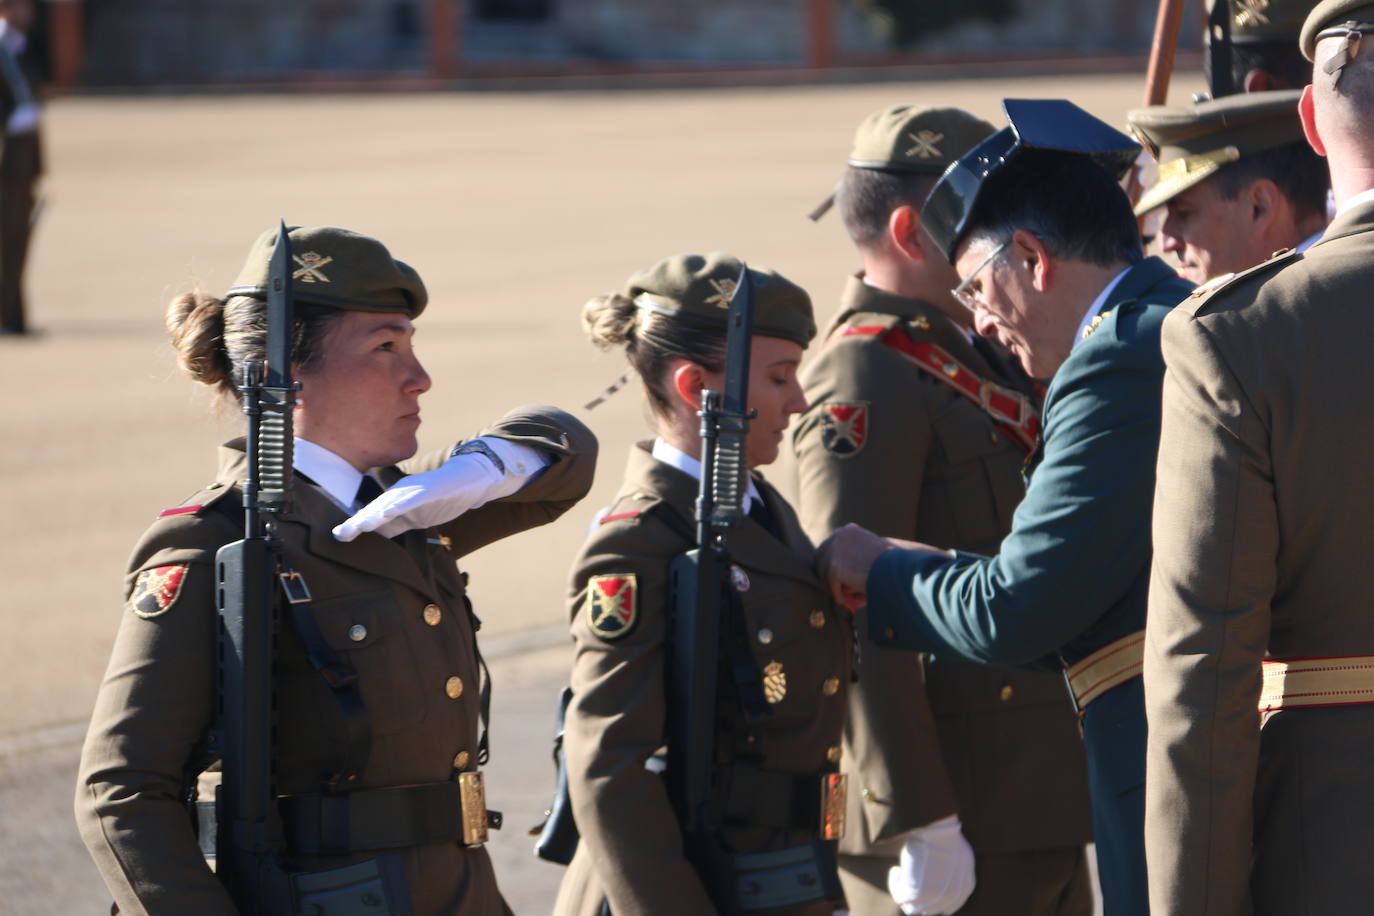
[0,0,41,336]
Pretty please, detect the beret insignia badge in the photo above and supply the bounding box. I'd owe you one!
[820,401,869,457]
[292,251,334,283]
[704,277,737,310]
[762,660,787,704]
[130,564,189,618]
[587,573,638,641]
[906,130,945,160]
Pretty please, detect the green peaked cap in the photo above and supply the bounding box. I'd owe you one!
[226,225,428,317]
[1300,0,1374,58]
[1127,89,1305,215]
[625,252,816,348]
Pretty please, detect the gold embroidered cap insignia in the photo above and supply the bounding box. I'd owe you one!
[906,130,945,160]
[292,251,334,283]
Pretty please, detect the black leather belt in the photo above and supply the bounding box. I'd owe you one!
[723,765,835,832]
[281,781,502,855]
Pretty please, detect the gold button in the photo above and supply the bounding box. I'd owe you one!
[445,676,464,699]
[348,624,368,642]
[999,684,1014,702]
[757,628,774,645]
[423,604,442,626]
[453,750,470,770]
[809,609,826,629]
[822,677,840,696]
[826,745,843,762]
[746,735,757,744]
[862,788,876,802]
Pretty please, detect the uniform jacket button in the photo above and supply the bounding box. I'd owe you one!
[757,628,774,645]
[822,677,840,696]
[423,604,442,626]
[826,744,843,762]
[999,684,1014,702]
[446,676,464,699]
[809,609,826,629]
[348,624,367,642]
[882,626,896,641]
[453,750,470,770]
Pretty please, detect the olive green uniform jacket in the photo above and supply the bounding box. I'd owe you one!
[1146,200,1374,915]
[76,405,596,916]
[553,443,853,916]
[791,278,1092,914]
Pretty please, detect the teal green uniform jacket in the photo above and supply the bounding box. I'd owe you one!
[864,256,1192,916]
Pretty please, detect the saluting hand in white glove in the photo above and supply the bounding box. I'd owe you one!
[886,814,976,915]
[333,438,548,542]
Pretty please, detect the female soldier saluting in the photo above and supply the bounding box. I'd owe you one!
[75,225,596,915]
[553,253,852,916]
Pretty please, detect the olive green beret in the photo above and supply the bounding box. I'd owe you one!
[626,252,815,348]
[1209,0,1319,43]
[1127,89,1305,214]
[810,105,995,221]
[226,225,427,318]
[847,105,996,174]
[1300,0,1374,58]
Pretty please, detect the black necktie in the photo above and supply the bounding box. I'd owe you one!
[748,496,782,540]
[354,475,385,509]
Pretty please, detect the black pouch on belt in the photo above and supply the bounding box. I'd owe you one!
[289,854,414,916]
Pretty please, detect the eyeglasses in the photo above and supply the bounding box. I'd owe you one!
[950,241,1007,312]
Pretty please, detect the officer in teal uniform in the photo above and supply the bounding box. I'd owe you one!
[817,100,1194,916]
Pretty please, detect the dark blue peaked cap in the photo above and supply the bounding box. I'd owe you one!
[923,99,1141,262]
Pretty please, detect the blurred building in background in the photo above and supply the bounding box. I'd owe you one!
[60,0,1203,87]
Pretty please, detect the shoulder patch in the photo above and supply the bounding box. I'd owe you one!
[599,510,642,525]
[586,573,638,641]
[819,401,870,457]
[158,505,203,519]
[130,564,189,618]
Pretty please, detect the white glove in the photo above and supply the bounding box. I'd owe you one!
[333,437,549,541]
[886,815,976,915]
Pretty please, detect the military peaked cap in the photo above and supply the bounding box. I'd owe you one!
[1127,89,1305,214]
[626,252,816,348]
[1209,0,1319,43]
[922,99,1141,262]
[226,225,428,318]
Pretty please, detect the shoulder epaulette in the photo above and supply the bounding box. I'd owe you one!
[155,481,231,520]
[1188,247,1302,304]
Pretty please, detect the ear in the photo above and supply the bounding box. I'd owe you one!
[888,205,926,262]
[1011,229,1052,292]
[1300,84,1327,157]
[1243,68,1280,93]
[1246,179,1280,232]
[669,359,708,412]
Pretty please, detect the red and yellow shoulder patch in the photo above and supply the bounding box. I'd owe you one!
[130,564,189,618]
[598,510,642,525]
[586,573,638,641]
[158,505,203,519]
[819,401,869,457]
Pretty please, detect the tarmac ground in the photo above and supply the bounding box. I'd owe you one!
[0,70,1194,912]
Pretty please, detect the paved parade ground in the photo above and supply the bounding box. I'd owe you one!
[0,71,1192,911]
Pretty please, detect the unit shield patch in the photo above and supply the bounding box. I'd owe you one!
[130,564,189,618]
[587,573,638,641]
[819,402,870,457]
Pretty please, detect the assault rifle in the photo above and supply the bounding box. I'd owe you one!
[665,266,756,909]
[211,221,297,909]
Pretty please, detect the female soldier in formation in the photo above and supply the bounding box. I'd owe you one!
[553,253,853,916]
[75,225,596,915]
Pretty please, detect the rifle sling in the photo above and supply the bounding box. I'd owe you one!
[282,567,373,788]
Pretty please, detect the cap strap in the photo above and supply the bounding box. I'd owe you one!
[1319,24,1374,82]
[1157,145,1241,184]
